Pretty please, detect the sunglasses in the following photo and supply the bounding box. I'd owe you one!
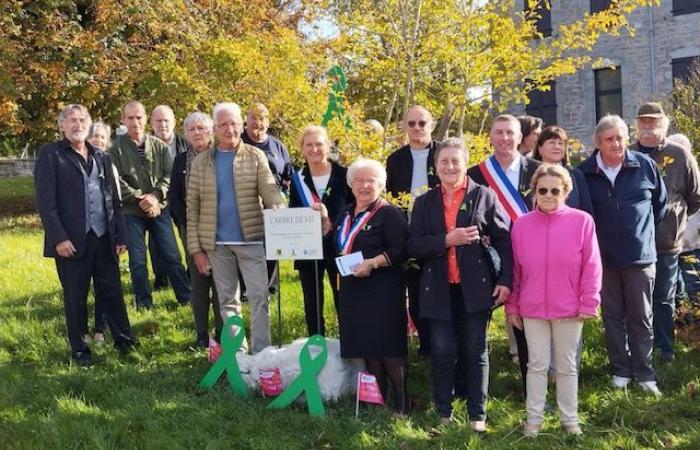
[537,187,562,196]
[407,120,428,128]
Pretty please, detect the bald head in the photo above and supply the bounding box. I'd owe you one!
[151,105,176,143]
[403,105,435,148]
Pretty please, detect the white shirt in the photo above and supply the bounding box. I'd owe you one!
[410,147,430,199]
[596,152,622,186]
[312,173,331,198]
[503,155,522,190]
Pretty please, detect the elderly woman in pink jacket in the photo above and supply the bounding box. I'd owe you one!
[506,164,602,437]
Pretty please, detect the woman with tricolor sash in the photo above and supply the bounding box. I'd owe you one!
[333,158,410,415]
[289,126,353,337]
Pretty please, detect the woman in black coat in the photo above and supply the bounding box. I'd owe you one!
[289,125,353,336]
[333,158,410,414]
[532,125,593,215]
[167,112,222,348]
[408,138,512,432]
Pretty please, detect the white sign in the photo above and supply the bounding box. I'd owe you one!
[264,208,324,260]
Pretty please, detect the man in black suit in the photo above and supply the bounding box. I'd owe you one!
[467,114,541,398]
[35,104,137,366]
[386,105,441,356]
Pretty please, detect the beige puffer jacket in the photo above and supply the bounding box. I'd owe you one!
[186,142,285,254]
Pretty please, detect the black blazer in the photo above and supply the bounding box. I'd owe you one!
[407,179,513,319]
[386,140,441,198]
[467,154,541,211]
[168,150,189,228]
[34,139,126,259]
[289,161,354,267]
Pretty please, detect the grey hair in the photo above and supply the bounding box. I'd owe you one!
[58,104,91,130]
[212,102,243,122]
[88,120,111,145]
[435,137,469,163]
[183,111,214,134]
[667,133,692,151]
[152,104,175,120]
[594,114,629,145]
[346,158,387,191]
[634,114,670,136]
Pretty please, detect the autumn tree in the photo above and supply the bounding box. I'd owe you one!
[672,60,700,155]
[318,0,658,162]
[0,0,329,157]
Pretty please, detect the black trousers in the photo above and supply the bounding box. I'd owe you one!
[406,265,430,355]
[297,259,339,336]
[55,231,136,356]
[512,324,529,398]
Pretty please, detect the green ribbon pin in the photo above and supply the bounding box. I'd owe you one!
[199,315,249,398]
[267,335,328,417]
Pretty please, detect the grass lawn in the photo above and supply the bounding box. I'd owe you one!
[1,176,699,449]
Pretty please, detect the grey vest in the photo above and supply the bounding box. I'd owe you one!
[79,158,108,237]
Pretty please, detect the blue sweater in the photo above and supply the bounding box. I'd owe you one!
[578,149,667,268]
[214,149,245,242]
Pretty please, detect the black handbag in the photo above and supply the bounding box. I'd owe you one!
[468,187,501,279]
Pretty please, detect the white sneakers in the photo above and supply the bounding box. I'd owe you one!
[638,381,663,397]
[612,376,662,397]
[612,375,631,388]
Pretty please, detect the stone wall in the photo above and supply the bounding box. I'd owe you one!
[0,159,36,177]
[512,1,700,149]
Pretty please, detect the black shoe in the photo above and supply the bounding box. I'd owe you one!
[661,353,675,365]
[178,298,191,307]
[72,351,92,367]
[196,333,210,348]
[136,302,152,311]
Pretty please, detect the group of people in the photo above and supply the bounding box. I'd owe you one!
[34,97,700,436]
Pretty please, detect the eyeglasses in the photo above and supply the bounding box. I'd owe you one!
[407,120,428,128]
[353,177,378,186]
[536,187,562,196]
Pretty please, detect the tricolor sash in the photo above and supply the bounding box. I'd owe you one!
[292,168,320,207]
[477,155,529,223]
[337,200,386,255]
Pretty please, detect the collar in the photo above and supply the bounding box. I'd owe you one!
[440,176,468,195]
[503,154,522,173]
[534,203,569,217]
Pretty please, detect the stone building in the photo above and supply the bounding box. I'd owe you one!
[514,0,700,148]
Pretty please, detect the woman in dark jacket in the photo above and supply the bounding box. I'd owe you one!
[289,125,353,336]
[408,138,512,432]
[532,126,593,215]
[168,112,222,348]
[333,158,410,414]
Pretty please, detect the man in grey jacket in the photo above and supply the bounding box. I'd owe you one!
[630,102,700,364]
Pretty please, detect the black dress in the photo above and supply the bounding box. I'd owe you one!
[333,200,409,358]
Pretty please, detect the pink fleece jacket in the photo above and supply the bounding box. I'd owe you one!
[506,205,602,319]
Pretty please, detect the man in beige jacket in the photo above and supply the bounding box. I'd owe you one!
[187,102,284,353]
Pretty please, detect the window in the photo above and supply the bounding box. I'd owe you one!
[525,1,551,37]
[672,56,700,83]
[590,0,612,13]
[595,67,622,122]
[672,0,700,15]
[526,81,557,125]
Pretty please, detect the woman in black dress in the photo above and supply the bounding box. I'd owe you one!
[333,158,409,414]
[289,125,353,336]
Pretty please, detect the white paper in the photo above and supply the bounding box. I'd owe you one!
[335,252,364,277]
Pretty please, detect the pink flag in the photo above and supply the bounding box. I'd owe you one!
[208,337,222,363]
[357,371,384,405]
[259,368,283,396]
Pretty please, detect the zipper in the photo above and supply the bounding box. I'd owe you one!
[544,213,550,319]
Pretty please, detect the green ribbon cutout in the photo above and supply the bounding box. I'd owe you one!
[321,65,351,129]
[267,335,328,417]
[199,315,249,398]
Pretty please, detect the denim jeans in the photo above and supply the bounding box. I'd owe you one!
[653,253,679,357]
[429,285,491,420]
[124,209,190,308]
[679,249,700,302]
